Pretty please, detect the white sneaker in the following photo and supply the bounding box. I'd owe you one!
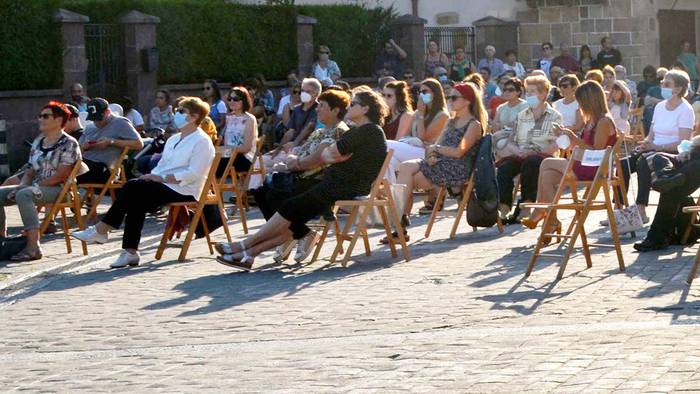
[273,239,297,263]
[294,230,320,263]
[110,250,140,268]
[72,226,108,244]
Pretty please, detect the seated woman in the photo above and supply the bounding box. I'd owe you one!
[609,80,632,134]
[382,81,414,141]
[492,77,528,161]
[249,89,351,264]
[216,86,257,178]
[0,101,83,261]
[73,97,216,268]
[622,69,694,222]
[553,74,584,131]
[496,75,563,220]
[521,81,618,239]
[388,82,484,241]
[385,78,449,183]
[214,87,389,271]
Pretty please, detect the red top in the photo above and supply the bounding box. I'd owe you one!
[383,112,403,140]
[572,118,617,180]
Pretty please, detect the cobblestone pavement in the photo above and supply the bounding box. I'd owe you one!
[2,197,700,392]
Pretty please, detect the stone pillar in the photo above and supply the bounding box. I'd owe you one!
[296,15,318,77]
[53,9,89,98]
[391,14,427,80]
[119,10,160,116]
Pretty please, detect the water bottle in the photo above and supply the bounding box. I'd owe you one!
[678,139,693,154]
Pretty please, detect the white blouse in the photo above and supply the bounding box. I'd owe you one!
[151,128,215,199]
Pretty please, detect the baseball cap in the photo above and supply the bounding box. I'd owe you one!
[86,98,109,121]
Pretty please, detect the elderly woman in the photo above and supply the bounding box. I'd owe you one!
[0,101,83,261]
[250,89,351,264]
[382,80,414,140]
[312,45,342,87]
[478,45,505,81]
[73,97,215,268]
[621,69,695,223]
[521,81,618,241]
[496,75,563,220]
[214,87,389,271]
[385,78,449,183]
[385,82,485,242]
[217,86,257,178]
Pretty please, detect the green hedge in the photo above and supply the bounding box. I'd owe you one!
[297,5,395,77]
[0,0,63,90]
[0,0,394,91]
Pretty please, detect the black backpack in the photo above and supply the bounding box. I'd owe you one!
[0,236,28,261]
[466,134,499,228]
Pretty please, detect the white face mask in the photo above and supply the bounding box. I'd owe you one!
[525,94,540,108]
[300,91,313,103]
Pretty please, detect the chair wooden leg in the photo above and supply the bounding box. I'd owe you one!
[688,246,700,285]
[330,206,357,263]
[424,186,446,238]
[236,192,249,234]
[362,228,371,257]
[60,208,72,254]
[682,215,696,245]
[378,205,397,257]
[156,206,178,260]
[311,220,331,263]
[387,195,410,262]
[200,214,213,255]
[72,185,88,255]
[217,199,232,243]
[450,184,472,239]
[178,204,204,262]
[603,185,626,272]
[333,217,344,256]
[340,206,372,267]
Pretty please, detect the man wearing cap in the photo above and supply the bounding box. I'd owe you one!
[77,98,143,184]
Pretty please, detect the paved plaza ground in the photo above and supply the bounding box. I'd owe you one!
[2,195,700,392]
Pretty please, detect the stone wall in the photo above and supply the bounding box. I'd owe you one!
[516,0,658,78]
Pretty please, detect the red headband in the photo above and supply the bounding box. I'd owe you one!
[453,83,476,103]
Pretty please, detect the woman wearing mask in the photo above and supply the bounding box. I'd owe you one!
[521,81,617,239]
[496,75,563,220]
[382,81,414,140]
[621,69,695,223]
[73,97,215,268]
[217,87,257,178]
[203,79,227,132]
[385,78,450,183]
[387,83,485,242]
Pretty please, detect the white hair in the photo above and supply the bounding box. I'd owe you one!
[665,69,691,97]
[485,45,495,53]
[614,65,626,74]
[302,78,322,96]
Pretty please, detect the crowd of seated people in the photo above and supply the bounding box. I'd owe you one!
[6,35,700,273]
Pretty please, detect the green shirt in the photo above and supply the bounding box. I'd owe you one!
[678,52,698,80]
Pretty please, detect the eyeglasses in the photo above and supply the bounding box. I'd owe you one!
[447,95,462,101]
[503,87,517,93]
[383,93,395,98]
[227,96,242,102]
[37,113,54,120]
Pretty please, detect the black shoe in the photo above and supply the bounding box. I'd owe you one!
[633,238,669,252]
[652,173,686,193]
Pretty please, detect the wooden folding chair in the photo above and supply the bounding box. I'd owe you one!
[424,173,505,239]
[315,150,410,267]
[80,147,129,221]
[681,195,700,245]
[217,147,249,234]
[682,204,700,285]
[155,150,232,261]
[38,160,88,255]
[309,211,343,263]
[628,107,645,142]
[522,147,625,280]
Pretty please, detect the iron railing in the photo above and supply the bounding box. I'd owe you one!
[85,24,125,100]
[424,26,477,64]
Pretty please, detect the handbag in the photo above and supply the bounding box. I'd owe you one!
[612,143,644,234]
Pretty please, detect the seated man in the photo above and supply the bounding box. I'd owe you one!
[214,87,388,271]
[69,83,90,112]
[278,78,322,150]
[77,98,143,185]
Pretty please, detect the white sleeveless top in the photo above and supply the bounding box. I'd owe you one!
[223,113,256,159]
[553,98,579,128]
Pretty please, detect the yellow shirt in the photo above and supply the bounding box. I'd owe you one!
[199,116,218,143]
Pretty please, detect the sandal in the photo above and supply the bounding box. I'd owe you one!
[379,231,410,245]
[215,243,254,271]
[10,248,43,262]
[215,240,245,256]
[418,202,442,215]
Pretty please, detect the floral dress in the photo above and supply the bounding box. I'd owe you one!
[419,119,481,187]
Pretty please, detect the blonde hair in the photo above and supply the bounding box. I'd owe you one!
[524,75,551,95]
[179,96,210,125]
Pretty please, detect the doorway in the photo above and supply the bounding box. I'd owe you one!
[658,10,696,68]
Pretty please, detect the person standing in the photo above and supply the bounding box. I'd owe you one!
[477,45,505,81]
[536,42,555,77]
[596,37,622,68]
[552,43,580,74]
[374,39,407,77]
[677,40,700,91]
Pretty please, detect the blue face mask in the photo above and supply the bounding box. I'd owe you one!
[661,87,673,100]
[438,75,449,83]
[525,94,540,108]
[173,111,188,129]
[420,92,432,105]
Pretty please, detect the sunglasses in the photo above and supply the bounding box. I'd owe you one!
[37,113,54,120]
[292,90,301,94]
[447,95,462,101]
[227,96,242,102]
[176,109,187,114]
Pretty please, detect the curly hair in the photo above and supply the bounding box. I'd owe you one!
[351,86,390,127]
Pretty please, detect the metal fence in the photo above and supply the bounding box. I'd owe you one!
[424,26,477,64]
[85,24,125,101]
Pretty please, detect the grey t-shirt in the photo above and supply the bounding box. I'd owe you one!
[79,115,141,167]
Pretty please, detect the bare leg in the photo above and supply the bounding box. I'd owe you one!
[240,212,294,251]
[223,232,291,261]
[397,160,435,217]
[530,158,567,223]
